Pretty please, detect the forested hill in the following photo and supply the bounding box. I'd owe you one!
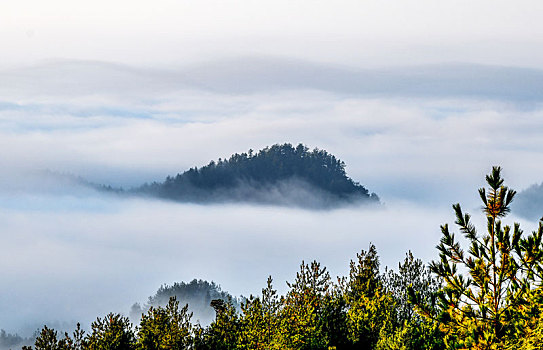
[134,143,379,207]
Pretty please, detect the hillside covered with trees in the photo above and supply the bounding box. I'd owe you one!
[129,280,241,327]
[17,167,543,350]
[132,143,379,208]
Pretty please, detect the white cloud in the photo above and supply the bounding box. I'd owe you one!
[1,82,542,201]
[0,191,450,334]
[2,185,534,334]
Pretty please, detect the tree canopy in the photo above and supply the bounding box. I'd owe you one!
[412,166,543,349]
[135,143,379,207]
[130,279,240,326]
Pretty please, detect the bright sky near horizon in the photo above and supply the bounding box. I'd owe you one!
[2,0,543,68]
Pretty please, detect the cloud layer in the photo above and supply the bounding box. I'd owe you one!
[2,58,543,335]
[0,189,450,334]
[2,59,543,202]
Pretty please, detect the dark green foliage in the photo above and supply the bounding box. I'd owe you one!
[86,314,135,350]
[344,244,392,348]
[237,296,267,349]
[236,276,281,350]
[383,253,444,350]
[34,326,62,350]
[70,323,86,350]
[386,251,440,325]
[25,324,86,350]
[136,143,379,207]
[197,299,239,350]
[32,325,81,350]
[279,260,332,349]
[27,248,447,350]
[260,276,280,345]
[319,284,349,349]
[346,244,381,302]
[137,297,193,350]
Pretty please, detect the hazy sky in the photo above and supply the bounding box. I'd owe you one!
[2,0,543,68]
[1,0,543,339]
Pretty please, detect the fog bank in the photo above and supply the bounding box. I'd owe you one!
[0,181,451,335]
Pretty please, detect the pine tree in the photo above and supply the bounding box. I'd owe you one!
[237,276,281,350]
[344,244,393,348]
[86,313,135,350]
[380,252,443,350]
[137,296,193,350]
[198,299,239,350]
[278,260,331,349]
[422,167,543,349]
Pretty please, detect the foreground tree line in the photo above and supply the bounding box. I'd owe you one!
[23,167,543,349]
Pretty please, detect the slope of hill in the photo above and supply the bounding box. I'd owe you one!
[133,143,379,208]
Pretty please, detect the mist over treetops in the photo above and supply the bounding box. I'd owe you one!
[129,143,379,208]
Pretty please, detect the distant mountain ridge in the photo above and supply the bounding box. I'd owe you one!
[130,143,379,208]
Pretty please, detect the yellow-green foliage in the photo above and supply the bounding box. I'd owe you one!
[423,167,543,349]
[237,277,282,350]
[136,297,193,350]
[276,261,331,350]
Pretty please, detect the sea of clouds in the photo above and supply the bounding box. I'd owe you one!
[1,59,542,335]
